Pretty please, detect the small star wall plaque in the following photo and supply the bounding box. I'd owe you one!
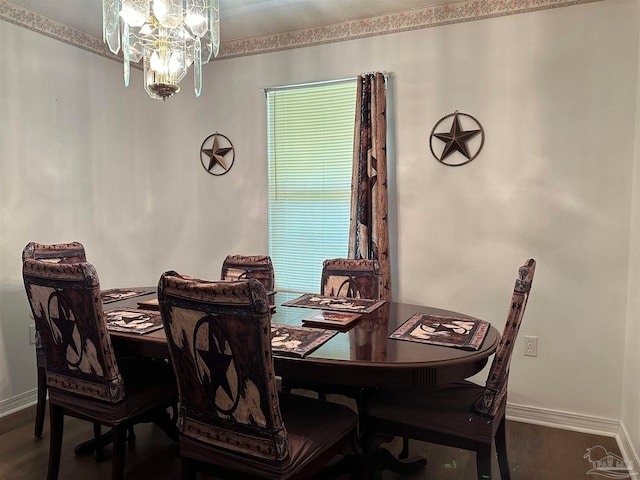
[200,132,235,175]
[429,111,484,166]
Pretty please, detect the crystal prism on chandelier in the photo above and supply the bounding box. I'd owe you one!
[103,0,220,100]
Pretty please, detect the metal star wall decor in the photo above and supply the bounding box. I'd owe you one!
[200,132,235,176]
[429,111,484,167]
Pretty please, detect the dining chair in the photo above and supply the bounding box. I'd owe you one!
[360,258,536,480]
[321,258,383,300]
[157,271,361,480]
[22,241,87,439]
[22,257,178,480]
[221,254,276,305]
[23,241,136,457]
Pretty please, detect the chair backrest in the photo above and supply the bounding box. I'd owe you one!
[22,258,124,402]
[23,242,88,368]
[22,241,87,264]
[321,258,383,300]
[474,259,536,417]
[158,272,288,461]
[221,255,275,293]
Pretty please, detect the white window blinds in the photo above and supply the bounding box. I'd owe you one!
[266,80,357,292]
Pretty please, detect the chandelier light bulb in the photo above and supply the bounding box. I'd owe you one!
[149,50,163,73]
[186,13,207,34]
[169,51,183,74]
[153,0,167,19]
[120,5,146,27]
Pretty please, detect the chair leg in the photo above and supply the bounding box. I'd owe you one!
[181,457,197,480]
[476,444,493,480]
[93,423,106,462]
[111,425,128,480]
[35,366,47,438]
[360,425,381,480]
[495,416,511,480]
[348,428,366,480]
[47,404,64,480]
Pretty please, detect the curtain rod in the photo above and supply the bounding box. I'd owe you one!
[261,72,390,94]
[261,76,357,94]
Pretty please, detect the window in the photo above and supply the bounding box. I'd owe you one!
[266,79,357,292]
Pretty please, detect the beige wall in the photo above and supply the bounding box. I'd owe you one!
[2,0,639,454]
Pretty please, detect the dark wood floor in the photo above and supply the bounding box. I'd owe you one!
[0,401,623,480]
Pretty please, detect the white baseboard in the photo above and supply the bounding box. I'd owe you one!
[617,422,640,479]
[0,389,37,418]
[507,402,620,436]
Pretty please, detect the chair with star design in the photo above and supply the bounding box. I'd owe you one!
[360,259,536,480]
[22,241,87,439]
[23,241,137,458]
[221,254,276,306]
[158,271,360,480]
[321,258,383,300]
[22,256,178,480]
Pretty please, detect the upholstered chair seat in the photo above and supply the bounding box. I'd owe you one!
[364,381,504,446]
[178,393,357,479]
[47,357,176,425]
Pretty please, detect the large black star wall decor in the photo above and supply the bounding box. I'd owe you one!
[429,111,484,167]
[200,132,235,176]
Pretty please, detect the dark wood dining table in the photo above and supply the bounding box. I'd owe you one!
[101,288,500,476]
[106,290,500,392]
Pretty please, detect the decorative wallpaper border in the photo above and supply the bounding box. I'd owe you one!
[0,0,604,63]
[221,0,604,58]
[0,0,118,62]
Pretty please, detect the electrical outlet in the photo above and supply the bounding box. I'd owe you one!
[524,335,538,357]
[28,325,37,345]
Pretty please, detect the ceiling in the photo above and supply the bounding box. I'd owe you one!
[6,0,454,42]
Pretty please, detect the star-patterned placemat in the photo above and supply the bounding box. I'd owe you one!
[270,323,337,358]
[101,288,154,304]
[282,293,385,314]
[389,313,489,351]
[104,308,163,335]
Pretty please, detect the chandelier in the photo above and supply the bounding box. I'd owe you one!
[103,0,220,101]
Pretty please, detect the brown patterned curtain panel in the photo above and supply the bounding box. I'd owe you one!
[349,72,391,301]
